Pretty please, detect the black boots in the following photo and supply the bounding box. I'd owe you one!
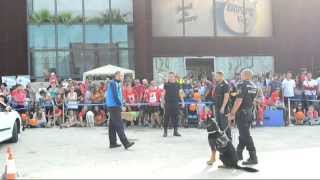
[163,129,168,137]
[237,149,243,161]
[163,128,181,137]
[173,128,181,137]
[242,151,258,165]
[124,142,135,150]
[109,144,121,149]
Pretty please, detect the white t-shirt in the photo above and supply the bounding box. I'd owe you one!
[317,77,320,86]
[282,79,296,97]
[303,79,318,96]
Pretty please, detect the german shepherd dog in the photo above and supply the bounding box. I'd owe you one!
[206,118,258,173]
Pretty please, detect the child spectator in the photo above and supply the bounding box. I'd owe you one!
[31,108,47,128]
[293,103,305,125]
[306,105,320,125]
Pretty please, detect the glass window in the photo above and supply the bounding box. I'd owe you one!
[86,25,110,43]
[30,51,56,80]
[245,0,273,37]
[216,0,245,36]
[32,0,55,13]
[29,25,55,49]
[29,0,55,24]
[111,0,133,23]
[84,0,108,24]
[112,24,128,47]
[184,0,215,36]
[153,57,186,83]
[152,0,183,37]
[57,25,83,48]
[57,0,83,24]
[118,49,135,69]
[214,56,274,80]
[56,51,71,79]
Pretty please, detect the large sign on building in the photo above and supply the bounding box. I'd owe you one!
[224,0,257,34]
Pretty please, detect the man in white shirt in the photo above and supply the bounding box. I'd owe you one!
[282,72,296,125]
[282,72,296,105]
[303,73,318,106]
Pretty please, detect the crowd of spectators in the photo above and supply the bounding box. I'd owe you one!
[1,68,320,129]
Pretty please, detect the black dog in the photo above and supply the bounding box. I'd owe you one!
[206,118,258,173]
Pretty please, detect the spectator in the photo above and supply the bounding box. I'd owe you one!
[32,107,47,128]
[183,79,194,99]
[11,85,27,113]
[66,86,78,126]
[0,83,10,96]
[49,83,59,100]
[282,72,296,105]
[144,80,162,128]
[293,103,305,125]
[306,105,319,125]
[269,74,282,95]
[303,73,318,106]
[49,72,58,86]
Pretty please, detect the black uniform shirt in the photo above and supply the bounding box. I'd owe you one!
[236,80,258,110]
[164,82,180,105]
[214,80,230,109]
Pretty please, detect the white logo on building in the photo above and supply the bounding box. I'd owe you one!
[224,0,257,34]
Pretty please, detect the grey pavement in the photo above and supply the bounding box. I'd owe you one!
[1,126,320,179]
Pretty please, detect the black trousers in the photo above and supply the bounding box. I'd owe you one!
[108,107,129,146]
[164,103,179,130]
[209,109,232,151]
[236,109,256,153]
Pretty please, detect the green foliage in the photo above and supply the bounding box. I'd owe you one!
[86,9,128,25]
[29,9,128,25]
[29,9,54,25]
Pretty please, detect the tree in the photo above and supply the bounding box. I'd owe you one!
[29,9,54,25]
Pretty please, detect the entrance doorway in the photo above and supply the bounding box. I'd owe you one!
[185,57,215,80]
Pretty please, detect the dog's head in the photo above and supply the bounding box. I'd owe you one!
[205,118,230,150]
[205,118,220,134]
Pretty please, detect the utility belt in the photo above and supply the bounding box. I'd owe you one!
[236,108,254,122]
[237,108,253,116]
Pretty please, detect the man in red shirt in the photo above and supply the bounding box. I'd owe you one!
[144,80,161,128]
[124,83,138,111]
[133,79,147,125]
[49,72,58,86]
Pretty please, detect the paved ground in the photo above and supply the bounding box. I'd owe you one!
[1,126,320,179]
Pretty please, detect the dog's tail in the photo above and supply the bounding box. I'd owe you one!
[235,165,259,173]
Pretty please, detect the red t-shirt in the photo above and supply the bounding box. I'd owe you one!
[307,110,319,119]
[12,89,26,105]
[49,75,58,86]
[124,87,137,105]
[133,85,145,102]
[271,91,280,104]
[144,87,161,105]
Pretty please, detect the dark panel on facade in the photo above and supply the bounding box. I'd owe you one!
[0,0,28,76]
[133,0,153,79]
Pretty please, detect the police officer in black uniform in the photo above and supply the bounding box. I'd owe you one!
[228,69,258,165]
[207,71,231,165]
[162,72,185,137]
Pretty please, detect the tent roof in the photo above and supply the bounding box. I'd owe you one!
[83,65,135,80]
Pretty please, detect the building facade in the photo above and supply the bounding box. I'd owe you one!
[28,0,134,81]
[1,0,320,81]
[134,0,320,80]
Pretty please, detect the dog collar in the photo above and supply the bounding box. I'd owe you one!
[207,130,218,135]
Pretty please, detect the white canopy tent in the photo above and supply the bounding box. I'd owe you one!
[83,65,135,81]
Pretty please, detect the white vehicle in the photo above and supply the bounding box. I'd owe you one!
[0,105,22,143]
